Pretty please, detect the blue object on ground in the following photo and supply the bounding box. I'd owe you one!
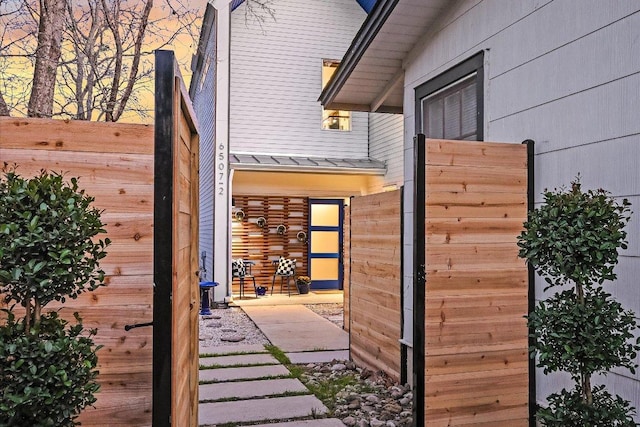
[200,281,219,315]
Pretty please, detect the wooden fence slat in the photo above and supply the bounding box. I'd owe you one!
[0,117,154,154]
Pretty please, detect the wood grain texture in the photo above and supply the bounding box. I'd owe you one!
[0,118,154,426]
[423,139,529,425]
[0,117,153,154]
[349,189,402,380]
[231,195,309,293]
[171,97,199,427]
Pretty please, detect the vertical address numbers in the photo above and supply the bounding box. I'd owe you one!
[217,143,225,195]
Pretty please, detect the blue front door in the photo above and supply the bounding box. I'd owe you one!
[308,199,344,290]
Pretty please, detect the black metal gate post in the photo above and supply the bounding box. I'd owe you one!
[153,49,176,427]
[412,133,426,427]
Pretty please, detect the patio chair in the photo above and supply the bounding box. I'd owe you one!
[271,257,297,297]
[232,259,257,298]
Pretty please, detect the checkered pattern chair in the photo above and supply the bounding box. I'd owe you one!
[271,257,297,296]
[232,259,257,298]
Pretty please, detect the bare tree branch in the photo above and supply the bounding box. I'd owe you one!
[112,0,152,122]
[0,89,10,116]
[27,0,65,117]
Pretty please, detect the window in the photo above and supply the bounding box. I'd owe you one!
[199,55,212,91]
[415,52,484,140]
[322,60,351,131]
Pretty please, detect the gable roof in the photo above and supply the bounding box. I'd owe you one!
[318,0,449,113]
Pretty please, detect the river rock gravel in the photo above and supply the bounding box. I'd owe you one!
[300,360,414,427]
[198,306,270,347]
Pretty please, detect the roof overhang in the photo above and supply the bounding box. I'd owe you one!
[318,0,450,114]
[230,153,386,175]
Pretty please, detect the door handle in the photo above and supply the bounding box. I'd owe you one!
[124,321,153,331]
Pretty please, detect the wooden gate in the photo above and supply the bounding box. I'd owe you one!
[154,50,200,427]
[414,136,533,426]
[348,190,403,381]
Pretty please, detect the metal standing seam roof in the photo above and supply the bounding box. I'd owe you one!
[230,153,386,175]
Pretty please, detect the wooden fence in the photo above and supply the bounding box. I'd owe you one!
[421,139,530,426]
[347,190,402,381]
[0,117,155,426]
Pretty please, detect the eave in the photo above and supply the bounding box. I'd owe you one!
[319,0,450,114]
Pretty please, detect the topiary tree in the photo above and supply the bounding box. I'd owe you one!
[518,177,639,426]
[0,168,110,426]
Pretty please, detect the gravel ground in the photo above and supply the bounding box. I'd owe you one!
[305,302,344,328]
[199,306,270,347]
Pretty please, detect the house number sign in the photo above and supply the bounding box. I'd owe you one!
[217,143,226,196]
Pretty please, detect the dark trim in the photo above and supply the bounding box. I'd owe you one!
[308,198,344,291]
[523,139,536,427]
[318,0,399,107]
[348,196,353,350]
[153,49,175,427]
[414,51,485,141]
[189,3,215,97]
[399,185,408,385]
[412,134,426,426]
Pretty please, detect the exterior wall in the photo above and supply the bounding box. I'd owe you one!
[190,19,216,288]
[232,170,374,198]
[229,0,369,158]
[402,0,640,416]
[368,113,404,192]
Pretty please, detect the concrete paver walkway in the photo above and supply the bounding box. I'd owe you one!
[242,305,349,352]
[199,395,328,425]
[198,304,348,426]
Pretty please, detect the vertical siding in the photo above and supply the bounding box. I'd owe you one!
[368,112,404,192]
[191,24,216,289]
[403,0,640,418]
[229,0,369,158]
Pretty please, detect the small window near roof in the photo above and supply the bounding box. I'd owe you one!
[322,60,351,131]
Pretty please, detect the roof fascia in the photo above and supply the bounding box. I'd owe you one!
[231,163,386,175]
[188,3,215,97]
[318,0,399,109]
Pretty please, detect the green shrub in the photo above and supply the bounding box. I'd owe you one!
[518,178,639,426]
[0,168,109,426]
[0,312,101,427]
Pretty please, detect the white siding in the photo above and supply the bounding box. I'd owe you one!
[368,113,404,192]
[402,0,640,415]
[229,0,369,158]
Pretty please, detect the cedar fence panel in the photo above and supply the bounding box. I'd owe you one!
[0,117,155,426]
[423,139,529,426]
[348,190,402,381]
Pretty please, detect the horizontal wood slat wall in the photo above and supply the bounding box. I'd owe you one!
[0,117,154,426]
[231,195,308,293]
[349,190,402,381]
[424,139,529,426]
